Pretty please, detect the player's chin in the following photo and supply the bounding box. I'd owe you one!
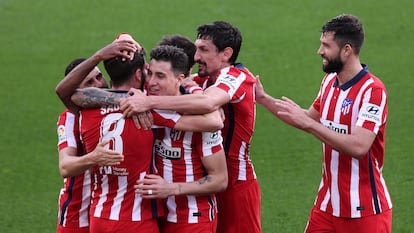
[148,90,160,96]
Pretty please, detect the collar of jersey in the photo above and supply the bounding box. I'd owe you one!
[333,64,368,90]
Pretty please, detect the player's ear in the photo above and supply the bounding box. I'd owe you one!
[176,73,185,88]
[343,43,353,56]
[222,47,233,63]
[135,68,142,80]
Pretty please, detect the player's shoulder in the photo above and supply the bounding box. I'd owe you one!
[58,109,77,123]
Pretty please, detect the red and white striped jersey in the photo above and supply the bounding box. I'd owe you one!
[312,66,392,218]
[56,110,92,228]
[211,66,257,186]
[192,75,210,91]
[153,128,223,223]
[79,105,179,222]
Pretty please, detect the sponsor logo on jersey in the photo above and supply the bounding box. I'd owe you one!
[99,165,113,175]
[154,139,181,160]
[57,125,66,144]
[359,103,382,125]
[320,119,348,134]
[205,131,222,145]
[217,75,237,90]
[210,132,219,139]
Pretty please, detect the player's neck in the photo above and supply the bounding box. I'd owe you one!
[337,61,363,85]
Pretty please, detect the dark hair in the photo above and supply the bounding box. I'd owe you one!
[196,21,242,64]
[158,34,196,77]
[103,49,146,87]
[150,45,188,77]
[65,58,86,76]
[322,14,364,55]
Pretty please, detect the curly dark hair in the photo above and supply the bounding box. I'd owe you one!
[103,48,146,87]
[158,35,196,77]
[322,14,365,55]
[150,45,188,77]
[196,21,242,65]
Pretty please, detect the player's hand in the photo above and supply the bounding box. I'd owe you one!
[132,111,153,130]
[119,88,151,118]
[181,76,203,94]
[90,141,124,166]
[274,96,310,130]
[135,174,177,199]
[254,75,267,104]
[114,33,142,61]
[93,40,138,62]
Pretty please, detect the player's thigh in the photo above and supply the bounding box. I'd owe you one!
[217,179,261,233]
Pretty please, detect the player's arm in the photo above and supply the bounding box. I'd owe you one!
[73,88,153,129]
[136,150,228,198]
[71,87,129,108]
[255,76,287,117]
[121,86,230,116]
[173,109,224,132]
[59,141,124,178]
[55,56,99,114]
[275,97,376,159]
[304,122,375,159]
[177,149,228,195]
[55,41,136,113]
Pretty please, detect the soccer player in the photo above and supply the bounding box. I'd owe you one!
[157,34,197,79]
[58,35,224,233]
[134,45,228,233]
[56,58,123,233]
[120,21,261,233]
[78,43,165,233]
[255,14,392,232]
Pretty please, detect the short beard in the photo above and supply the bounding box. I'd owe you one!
[322,54,343,73]
[196,62,209,77]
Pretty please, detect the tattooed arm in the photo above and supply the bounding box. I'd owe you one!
[55,40,136,113]
[71,87,129,108]
[72,87,153,129]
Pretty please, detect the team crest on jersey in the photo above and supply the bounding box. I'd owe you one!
[341,98,353,115]
[170,129,182,141]
[57,125,66,144]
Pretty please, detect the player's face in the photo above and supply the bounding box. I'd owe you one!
[79,67,108,89]
[194,38,223,78]
[317,32,344,73]
[146,59,182,96]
